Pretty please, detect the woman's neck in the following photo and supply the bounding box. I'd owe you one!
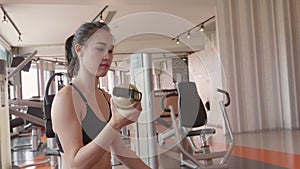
[73,73,99,91]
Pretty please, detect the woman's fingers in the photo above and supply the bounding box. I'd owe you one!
[133,102,142,111]
[115,106,141,122]
[110,98,142,124]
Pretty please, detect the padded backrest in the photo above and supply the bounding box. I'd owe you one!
[27,102,44,120]
[44,94,55,137]
[10,118,25,130]
[20,98,44,128]
[177,82,207,128]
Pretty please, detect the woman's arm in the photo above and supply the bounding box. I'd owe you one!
[111,134,151,169]
[51,88,121,169]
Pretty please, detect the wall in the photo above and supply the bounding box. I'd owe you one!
[154,59,174,90]
[291,0,300,129]
[172,58,188,83]
[216,0,300,133]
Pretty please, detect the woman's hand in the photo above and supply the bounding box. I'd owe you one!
[109,98,142,130]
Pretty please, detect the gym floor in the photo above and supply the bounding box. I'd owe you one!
[10,120,300,169]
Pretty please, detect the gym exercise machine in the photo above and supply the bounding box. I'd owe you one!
[6,51,51,168]
[169,81,234,169]
[9,99,44,152]
[157,90,178,145]
[44,72,65,169]
[1,52,49,169]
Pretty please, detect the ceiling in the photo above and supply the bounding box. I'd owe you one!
[0,0,216,63]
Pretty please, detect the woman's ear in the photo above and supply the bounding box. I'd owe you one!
[75,44,82,56]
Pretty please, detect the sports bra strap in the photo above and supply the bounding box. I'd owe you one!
[70,83,88,104]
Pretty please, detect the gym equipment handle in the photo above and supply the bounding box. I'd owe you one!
[216,88,230,107]
[45,72,64,97]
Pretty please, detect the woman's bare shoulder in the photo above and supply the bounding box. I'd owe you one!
[51,85,75,116]
[55,85,73,98]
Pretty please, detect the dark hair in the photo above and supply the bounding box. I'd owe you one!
[67,22,111,78]
[65,34,74,66]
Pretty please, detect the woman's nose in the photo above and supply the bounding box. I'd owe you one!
[103,52,113,61]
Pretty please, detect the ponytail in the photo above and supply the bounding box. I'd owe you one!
[64,35,77,79]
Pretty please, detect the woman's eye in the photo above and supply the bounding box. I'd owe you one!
[108,49,113,54]
[96,48,105,52]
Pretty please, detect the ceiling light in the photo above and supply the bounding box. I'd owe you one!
[172,16,214,43]
[55,59,59,65]
[176,38,180,45]
[199,24,204,32]
[99,14,105,23]
[1,5,23,42]
[18,35,22,42]
[92,5,109,23]
[187,32,191,38]
[2,15,8,23]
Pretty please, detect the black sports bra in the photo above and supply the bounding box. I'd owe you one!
[55,83,111,153]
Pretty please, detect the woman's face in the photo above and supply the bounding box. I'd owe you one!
[79,29,114,78]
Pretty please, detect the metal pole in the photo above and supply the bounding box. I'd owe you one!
[142,53,158,169]
[7,50,37,80]
[130,53,158,168]
[9,99,43,108]
[9,108,44,126]
[0,59,12,169]
[219,101,234,164]
[36,61,41,97]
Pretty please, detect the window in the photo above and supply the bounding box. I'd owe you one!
[21,68,38,99]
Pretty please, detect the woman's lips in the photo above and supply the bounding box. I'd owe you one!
[100,64,110,68]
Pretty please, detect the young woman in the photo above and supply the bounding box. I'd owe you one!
[51,22,150,169]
